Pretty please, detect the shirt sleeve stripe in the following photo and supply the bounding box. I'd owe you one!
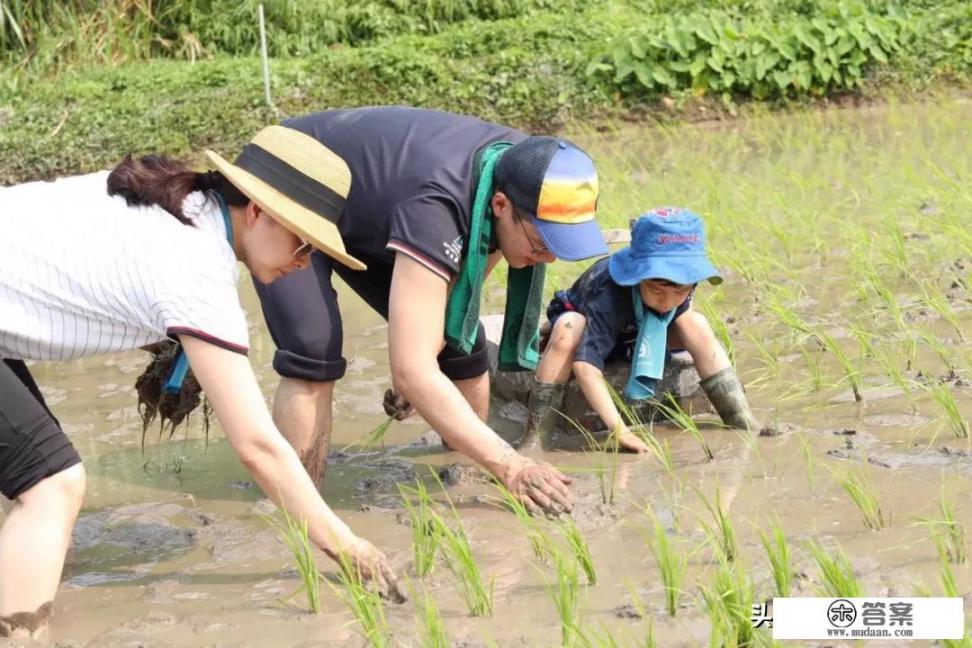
[386,240,453,282]
[167,327,250,356]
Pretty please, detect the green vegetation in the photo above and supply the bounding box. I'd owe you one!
[759,521,792,597]
[836,463,888,531]
[333,552,389,648]
[560,517,597,586]
[807,540,863,597]
[428,483,494,617]
[646,513,688,617]
[263,505,323,613]
[2,1,971,183]
[398,479,439,577]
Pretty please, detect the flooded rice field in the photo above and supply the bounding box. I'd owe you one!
[4,99,971,646]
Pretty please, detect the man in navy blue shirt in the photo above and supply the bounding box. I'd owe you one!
[253,107,608,514]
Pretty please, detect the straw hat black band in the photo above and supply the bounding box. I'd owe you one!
[234,143,345,224]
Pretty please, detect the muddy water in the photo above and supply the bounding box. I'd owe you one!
[4,99,971,647]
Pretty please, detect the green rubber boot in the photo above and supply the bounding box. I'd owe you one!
[517,379,567,451]
[700,367,774,435]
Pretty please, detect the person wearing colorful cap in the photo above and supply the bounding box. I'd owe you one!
[0,126,403,639]
[525,207,767,452]
[252,106,607,515]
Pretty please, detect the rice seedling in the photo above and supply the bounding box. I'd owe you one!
[398,479,439,577]
[759,520,792,597]
[797,433,817,496]
[834,462,888,531]
[546,552,583,647]
[560,516,597,585]
[807,540,863,598]
[699,553,757,648]
[622,583,657,648]
[263,505,323,613]
[645,513,688,616]
[915,481,967,564]
[919,329,957,375]
[427,475,493,617]
[415,587,449,648]
[345,415,394,452]
[607,383,675,476]
[813,328,864,403]
[333,552,389,648]
[874,344,917,413]
[568,419,619,506]
[928,383,970,440]
[655,394,714,461]
[920,282,965,341]
[696,486,739,562]
[489,482,552,562]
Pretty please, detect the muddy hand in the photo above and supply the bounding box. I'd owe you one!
[330,536,407,603]
[505,458,573,516]
[382,388,414,421]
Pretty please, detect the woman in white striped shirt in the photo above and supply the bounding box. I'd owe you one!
[0,126,401,638]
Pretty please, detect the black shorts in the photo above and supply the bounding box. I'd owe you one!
[253,251,489,383]
[0,359,82,500]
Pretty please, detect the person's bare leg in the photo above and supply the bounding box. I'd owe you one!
[536,313,586,384]
[453,372,490,422]
[668,310,730,379]
[272,377,335,490]
[0,463,86,638]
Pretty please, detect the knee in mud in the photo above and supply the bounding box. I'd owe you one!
[0,601,54,639]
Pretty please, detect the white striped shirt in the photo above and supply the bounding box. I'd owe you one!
[1,171,249,361]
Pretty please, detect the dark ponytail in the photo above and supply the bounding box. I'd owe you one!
[107,154,248,225]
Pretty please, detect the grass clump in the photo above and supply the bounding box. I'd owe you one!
[415,587,449,648]
[836,463,888,531]
[428,477,493,617]
[560,517,597,585]
[699,555,760,648]
[490,482,552,562]
[398,479,439,577]
[546,552,583,648]
[696,486,739,562]
[915,482,967,565]
[333,552,389,648]
[646,513,688,617]
[655,394,714,461]
[759,521,792,598]
[807,540,863,598]
[263,505,323,613]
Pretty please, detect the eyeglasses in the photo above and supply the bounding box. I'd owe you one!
[513,206,550,256]
[292,239,314,258]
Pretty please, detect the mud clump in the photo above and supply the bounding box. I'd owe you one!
[134,341,209,444]
[0,601,53,639]
[437,462,491,487]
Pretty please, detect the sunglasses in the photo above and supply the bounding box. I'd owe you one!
[513,206,550,255]
[292,239,315,258]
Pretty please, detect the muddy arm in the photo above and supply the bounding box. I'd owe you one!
[388,254,572,513]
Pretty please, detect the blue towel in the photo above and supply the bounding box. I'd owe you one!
[623,287,677,401]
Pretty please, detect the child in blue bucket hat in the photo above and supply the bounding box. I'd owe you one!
[520,207,766,452]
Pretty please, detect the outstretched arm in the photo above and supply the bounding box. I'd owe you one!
[179,335,404,600]
[387,253,573,513]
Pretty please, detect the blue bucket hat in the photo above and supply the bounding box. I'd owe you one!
[608,207,723,286]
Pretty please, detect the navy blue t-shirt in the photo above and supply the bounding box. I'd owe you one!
[547,258,693,370]
[283,107,526,282]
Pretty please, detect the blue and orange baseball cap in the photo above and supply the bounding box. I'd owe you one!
[494,136,608,261]
[609,207,723,286]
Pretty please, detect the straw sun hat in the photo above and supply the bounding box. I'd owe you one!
[206,125,366,271]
